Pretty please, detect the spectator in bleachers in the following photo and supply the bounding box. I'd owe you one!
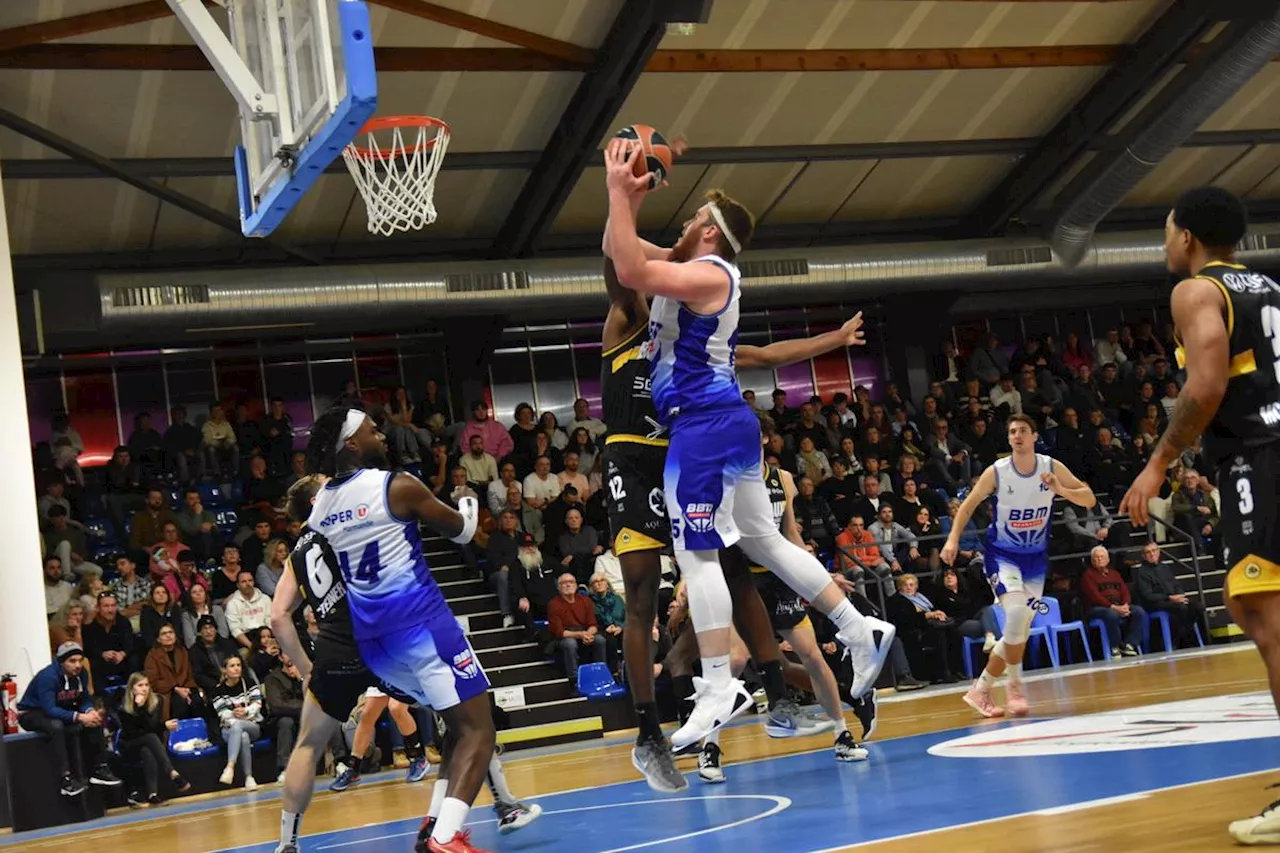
[531,430,564,475]
[1093,427,1132,496]
[264,656,305,784]
[1066,364,1105,418]
[457,400,513,460]
[1160,380,1180,420]
[1171,468,1219,543]
[523,455,561,514]
[447,466,479,510]
[102,446,145,542]
[131,489,177,554]
[246,626,282,681]
[17,642,120,797]
[209,544,244,605]
[231,404,262,460]
[936,565,999,653]
[863,425,895,468]
[588,573,625,675]
[127,411,165,480]
[792,403,826,451]
[143,623,204,720]
[164,551,209,604]
[191,615,239,697]
[163,405,203,484]
[175,489,222,564]
[926,418,971,487]
[239,519,274,574]
[969,333,1008,386]
[424,442,449,496]
[259,397,294,476]
[460,434,498,488]
[110,554,150,626]
[286,450,309,491]
[1063,501,1119,555]
[537,411,568,451]
[180,583,229,647]
[225,569,272,650]
[38,477,77,528]
[508,402,541,465]
[850,474,888,527]
[543,484,586,547]
[1134,541,1204,648]
[818,457,858,526]
[487,510,521,628]
[202,403,238,478]
[255,538,290,597]
[140,582,180,649]
[933,340,965,392]
[907,506,942,574]
[886,573,960,683]
[794,476,840,555]
[834,515,882,576]
[487,461,518,517]
[940,498,982,568]
[766,431,798,475]
[989,374,1022,418]
[44,556,75,617]
[558,507,602,583]
[823,410,852,456]
[1094,328,1128,373]
[413,377,447,427]
[1096,362,1127,420]
[510,533,558,630]
[84,592,136,685]
[565,427,599,476]
[241,454,285,519]
[548,573,607,682]
[1060,331,1091,375]
[557,450,590,499]
[49,601,88,662]
[118,672,190,806]
[796,436,831,484]
[44,505,102,579]
[76,576,104,620]
[148,522,189,581]
[211,654,265,790]
[1081,546,1145,657]
[965,415,1003,472]
[868,505,914,587]
[567,397,607,442]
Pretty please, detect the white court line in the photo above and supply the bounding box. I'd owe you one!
[312,795,792,853]
[810,768,1276,852]
[1034,792,1149,816]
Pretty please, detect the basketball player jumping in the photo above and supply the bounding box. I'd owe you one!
[1119,187,1280,845]
[269,475,539,853]
[306,411,491,853]
[943,414,1097,717]
[603,138,894,754]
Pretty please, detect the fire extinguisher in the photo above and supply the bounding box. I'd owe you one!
[0,674,18,735]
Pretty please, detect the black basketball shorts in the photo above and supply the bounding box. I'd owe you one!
[603,440,671,555]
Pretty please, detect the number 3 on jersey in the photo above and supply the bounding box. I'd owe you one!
[338,541,381,584]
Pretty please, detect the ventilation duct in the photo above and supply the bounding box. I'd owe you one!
[96,228,1280,333]
[1051,9,1280,267]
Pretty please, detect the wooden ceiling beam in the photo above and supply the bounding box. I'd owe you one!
[366,0,594,65]
[0,1,176,53]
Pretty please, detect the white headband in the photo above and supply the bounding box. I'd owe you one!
[708,202,741,255]
[336,409,365,452]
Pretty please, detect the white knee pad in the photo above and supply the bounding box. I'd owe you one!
[999,596,1034,646]
[677,549,735,632]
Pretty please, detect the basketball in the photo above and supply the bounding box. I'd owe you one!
[615,124,674,189]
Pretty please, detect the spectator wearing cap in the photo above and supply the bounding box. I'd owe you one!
[164,551,210,604]
[83,592,137,684]
[180,583,230,647]
[224,569,272,649]
[547,573,608,682]
[144,622,205,720]
[43,555,75,617]
[43,505,102,580]
[17,642,122,796]
[191,615,240,696]
[456,400,514,461]
[509,533,559,632]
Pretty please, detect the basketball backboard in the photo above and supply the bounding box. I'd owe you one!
[167,0,377,237]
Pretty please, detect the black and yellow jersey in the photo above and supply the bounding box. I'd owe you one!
[1177,260,1280,466]
[288,528,357,659]
[749,464,788,574]
[601,325,668,447]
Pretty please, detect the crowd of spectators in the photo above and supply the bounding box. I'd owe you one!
[22,321,1218,805]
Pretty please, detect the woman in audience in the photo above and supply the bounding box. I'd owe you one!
[885,573,961,684]
[140,582,180,649]
[77,576,105,621]
[587,573,625,675]
[823,410,851,456]
[907,505,943,573]
[254,538,289,597]
[118,672,190,806]
[565,427,598,476]
[385,386,430,465]
[538,411,569,450]
[796,436,831,484]
[247,625,282,681]
[191,615,240,699]
[181,583,229,647]
[893,453,923,493]
[509,402,540,465]
[933,566,1000,655]
[48,602,89,682]
[896,427,928,468]
[211,654,264,789]
[1061,331,1092,375]
[939,498,982,570]
[148,522,189,580]
[144,623,204,719]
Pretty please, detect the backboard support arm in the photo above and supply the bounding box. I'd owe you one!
[165,0,280,121]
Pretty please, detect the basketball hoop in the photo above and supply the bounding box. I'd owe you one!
[342,116,450,236]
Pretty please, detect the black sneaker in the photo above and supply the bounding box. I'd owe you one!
[697,742,725,784]
[852,688,878,740]
[60,772,87,797]
[631,734,688,794]
[413,817,435,853]
[126,790,145,807]
[895,675,928,691]
[171,772,191,793]
[90,764,123,787]
[834,730,869,762]
[147,793,166,807]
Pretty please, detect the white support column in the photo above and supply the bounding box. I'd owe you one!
[0,159,53,693]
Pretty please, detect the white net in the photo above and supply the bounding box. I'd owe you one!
[342,118,450,236]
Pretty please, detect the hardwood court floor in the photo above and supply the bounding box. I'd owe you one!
[1,646,1271,853]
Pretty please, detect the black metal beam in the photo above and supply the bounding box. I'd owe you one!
[492,2,672,257]
[0,105,321,264]
[965,0,1217,237]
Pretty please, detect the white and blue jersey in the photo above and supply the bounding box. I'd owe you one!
[984,453,1055,596]
[306,469,488,710]
[642,254,743,423]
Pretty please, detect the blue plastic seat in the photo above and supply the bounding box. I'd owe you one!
[199,483,229,508]
[1147,609,1206,652]
[961,634,986,680]
[167,718,221,759]
[576,663,627,700]
[1035,597,1092,666]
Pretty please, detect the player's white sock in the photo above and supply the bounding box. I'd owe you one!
[1006,663,1024,684]
[826,598,870,641]
[979,670,998,688]
[279,811,300,850]
[431,798,470,843]
[703,654,732,689]
[486,753,515,806]
[427,779,449,819]
[703,728,721,746]
[833,717,848,735]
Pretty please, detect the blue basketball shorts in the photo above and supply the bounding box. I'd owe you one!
[356,610,489,711]
[985,546,1048,604]
[663,405,777,552]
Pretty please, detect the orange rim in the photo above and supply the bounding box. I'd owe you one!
[348,115,451,158]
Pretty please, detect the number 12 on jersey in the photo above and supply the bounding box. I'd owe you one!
[337,541,381,584]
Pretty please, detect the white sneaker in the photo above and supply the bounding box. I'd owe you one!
[277,771,288,784]
[1230,792,1280,845]
[843,616,896,699]
[219,765,235,786]
[982,633,996,654]
[245,776,258,791]
[502,615,516,628]
[669,677,753,751]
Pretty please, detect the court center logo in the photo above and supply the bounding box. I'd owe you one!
[929,693,1280,758]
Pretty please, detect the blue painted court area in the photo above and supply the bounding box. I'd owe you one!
[217,692,1280,853]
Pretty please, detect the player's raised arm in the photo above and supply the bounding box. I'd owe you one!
[1042,461,1097,509]
[1121,277,1230,524]
[941,465,997,566]
[388,472,478,545]
[270,557,311,679]
[737,313,865,369]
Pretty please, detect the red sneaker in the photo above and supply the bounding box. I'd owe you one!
[426,830,490,853]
